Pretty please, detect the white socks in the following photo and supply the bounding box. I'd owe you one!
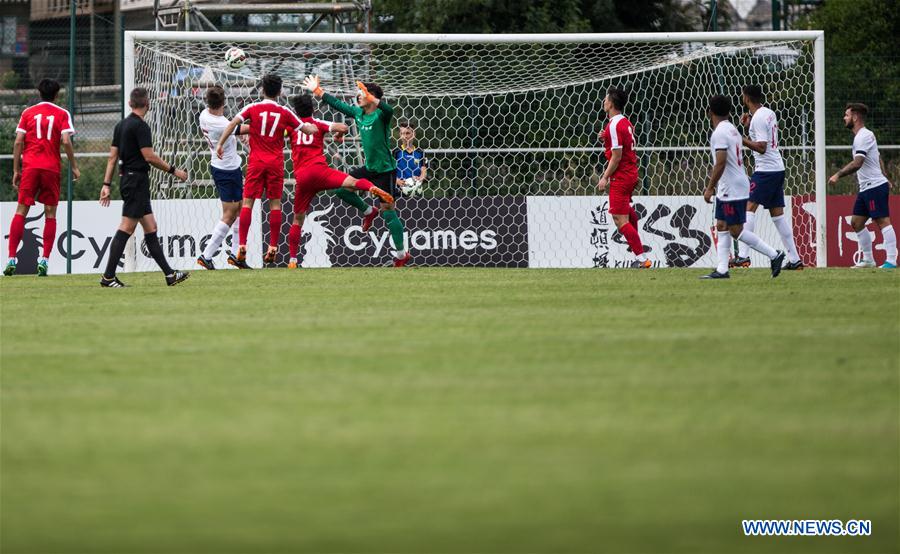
[716,231,732,274]
[772,214,800,263]
[738,210,756,258]
[231,221,240,255]
[203,221,232,260]
[857,229,874,262]
[738,229,778,260]
[882,225,897,265]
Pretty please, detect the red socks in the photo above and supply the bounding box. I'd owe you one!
[629,207,639,229]
[42,218,56,258]
[8,213,25,258]
[269,209,282,247]
[619,223,645,256]
[239,206,252,246]
[354,178,373,192]
[288,224,302,259]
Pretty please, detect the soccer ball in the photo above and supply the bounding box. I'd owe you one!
[224,47,247,69]
[400,177,424,196]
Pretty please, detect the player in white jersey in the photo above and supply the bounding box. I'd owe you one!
[702,95,785,279]
[828,103,896,269]
[732,84,802,270]
[196,86,251,270]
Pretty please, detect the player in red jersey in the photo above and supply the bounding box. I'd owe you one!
[5,79,79,277]
[285,94,394,268]
[597,86,650,269]
[216,74,303,265]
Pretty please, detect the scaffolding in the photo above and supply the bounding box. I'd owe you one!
[152,1,371,33]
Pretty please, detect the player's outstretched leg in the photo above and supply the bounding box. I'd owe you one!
[736,228,784,278]
[334,188,378,231]
[237,200,254,263]
[733,206,755,268]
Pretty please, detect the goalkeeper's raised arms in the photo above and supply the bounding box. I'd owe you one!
[356,81,378,105]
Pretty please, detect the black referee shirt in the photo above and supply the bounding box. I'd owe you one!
[113,113,152,173]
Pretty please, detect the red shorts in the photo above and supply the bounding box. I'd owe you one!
[608,177,638,215]
[18,168,61,206]
[293,163,348,214]
[244,163,284,200]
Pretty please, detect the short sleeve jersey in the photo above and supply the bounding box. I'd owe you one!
[600,114,639,183]
[748,106,785,172]
[16,102,75,174]
[394,147,428,180]
[289,117,332,168]
[710,120,750,201]
[112,113,153,173]
[199,108,241,171]
[237,99,301,168]
[852,127,888,192]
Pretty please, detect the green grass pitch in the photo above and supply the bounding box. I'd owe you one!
[1,267,898,553]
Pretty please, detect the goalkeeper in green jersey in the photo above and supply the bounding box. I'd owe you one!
[304,75,410,267]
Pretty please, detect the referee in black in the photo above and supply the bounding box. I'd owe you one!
[99,87,190,287]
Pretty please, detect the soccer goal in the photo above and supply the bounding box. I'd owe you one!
[124,30,825,270]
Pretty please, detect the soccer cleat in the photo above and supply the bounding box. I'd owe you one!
[226,252,252,270]
[393,252,411,267]
[370,186,394,205]
[700,270,730,279]
[361,209,379,232]
[852,260,876,269]
[37,259,48,277]
[783,260,804,271]
[630,259,652,269]
[729,256,751,268]
[881,262,897,269]
[165,271,190,287]
[197,255,216,270]
[287,258,299,269]
[770,251,786,279]
[3,259,16,276]
[237,245,247,263]
[263,246,278,264]
[100,275,127,287]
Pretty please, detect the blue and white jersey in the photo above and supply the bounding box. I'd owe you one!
[394,147,428,180]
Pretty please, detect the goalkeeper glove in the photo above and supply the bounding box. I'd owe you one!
[357,81,377,105]
[304,75,323,96]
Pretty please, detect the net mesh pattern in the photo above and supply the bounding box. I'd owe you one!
[131,36,818,268]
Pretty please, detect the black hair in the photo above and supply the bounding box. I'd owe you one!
[606,87,628,111]
[708,95,732,117]
[130,87,149,109]
[742,84,764,104]
[37,78,61,102]
[205,86,225,109]
[291,94,314,117]
[260,74,282,98]
[398,119,415,130]
[362,82,383,99]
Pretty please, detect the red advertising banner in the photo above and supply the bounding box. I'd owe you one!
[792,193,899,267]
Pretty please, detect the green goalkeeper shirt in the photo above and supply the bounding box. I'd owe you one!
[322,93,396,173]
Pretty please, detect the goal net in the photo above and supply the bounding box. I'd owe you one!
[125,31,825,270]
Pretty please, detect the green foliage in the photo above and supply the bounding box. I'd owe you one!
[373,0,712,34]
[798,0,900,144]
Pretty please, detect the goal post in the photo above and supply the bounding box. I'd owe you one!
[123,30,826,269]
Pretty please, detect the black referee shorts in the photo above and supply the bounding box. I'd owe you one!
[349,167,399,201]
[120,171,153,219]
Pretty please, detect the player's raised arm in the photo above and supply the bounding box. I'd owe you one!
[307,75,363,119]
[216,116,243,158]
